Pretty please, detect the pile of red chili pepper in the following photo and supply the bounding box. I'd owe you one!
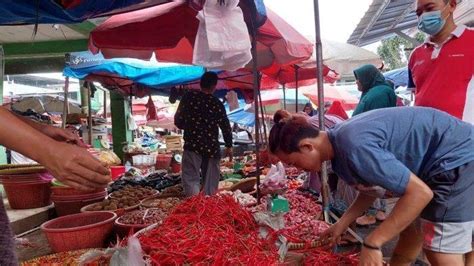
[139,194,279,265]
[303,249,360,266]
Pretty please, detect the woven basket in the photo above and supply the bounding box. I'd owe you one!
[287,238,330,250]
[230,177,257,193]
[0,166,46,175]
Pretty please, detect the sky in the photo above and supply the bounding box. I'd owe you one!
[265,0,377,50]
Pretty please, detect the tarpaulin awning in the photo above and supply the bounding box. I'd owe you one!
[63,51,206,92]
[0,0,170,25]
[89,1,312,71]
[383,67,408,88]
[228,107,255,127]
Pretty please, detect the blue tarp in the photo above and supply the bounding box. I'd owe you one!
[63,51,205,89]
[0,0,153,25]
[228,107,255,127]
[384,67,408,88]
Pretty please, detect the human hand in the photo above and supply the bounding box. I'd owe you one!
[42,142,111,191]
[224,147,233,162]
[360,245,383,266]
[41,125,85,147]
[319,222,347,246]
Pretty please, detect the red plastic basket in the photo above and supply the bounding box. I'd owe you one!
[51,191,107,217]
[41,211,117,253]
[1,179,51,209]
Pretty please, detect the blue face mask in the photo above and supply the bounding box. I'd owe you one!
[417,5,448,36]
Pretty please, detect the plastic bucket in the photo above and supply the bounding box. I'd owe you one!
[109,166,125,181]
[156,154,172,170]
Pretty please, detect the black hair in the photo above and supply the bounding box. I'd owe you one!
[200,72,218,90]
[269,116,320,154]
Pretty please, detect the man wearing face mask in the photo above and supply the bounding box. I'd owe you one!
[408,0,474,124]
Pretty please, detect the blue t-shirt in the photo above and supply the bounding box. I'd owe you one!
[328,107,474,195]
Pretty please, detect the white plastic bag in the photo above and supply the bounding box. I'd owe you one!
[260,162,287,194]
[193,0,252,71]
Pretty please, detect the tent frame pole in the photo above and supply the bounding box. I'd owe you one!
[86,82,93,145]
[295,66,299,113]
[282,84,287,110]
[313,0,331,224]
[62,77,69,129]
[251,12,261,204]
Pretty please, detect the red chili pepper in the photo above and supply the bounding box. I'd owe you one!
[138,194,279,265]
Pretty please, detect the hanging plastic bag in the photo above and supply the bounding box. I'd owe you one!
[193,0,252,71]
[260,162,287,194]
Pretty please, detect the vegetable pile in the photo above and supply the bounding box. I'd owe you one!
[219,190,257,207]
[139,194,279,265]
[117,209,168,225]
[303,249,359,266]
[283,191,326,242]
[108,171,180,193]
[109,186,157,200]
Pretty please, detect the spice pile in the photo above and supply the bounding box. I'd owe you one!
[159,184,185,197]
[139,195,279,265]
[87,197,140,211]
[109,186,157,200]
[118,209,168,225]
[303,249,359,266]
[141,197,181,212]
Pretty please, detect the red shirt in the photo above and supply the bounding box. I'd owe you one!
[408,25,474,124]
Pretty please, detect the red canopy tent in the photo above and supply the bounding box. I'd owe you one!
[89,1,313,71]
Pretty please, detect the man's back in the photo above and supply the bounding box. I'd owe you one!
[329,107,474,194]
[175,90,232,157]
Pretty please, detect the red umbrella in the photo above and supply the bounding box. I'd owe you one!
[89,0,313,70]
[302,85,359,110]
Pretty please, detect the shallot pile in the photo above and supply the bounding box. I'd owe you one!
[139,194,279,265]
[283,191,327,242]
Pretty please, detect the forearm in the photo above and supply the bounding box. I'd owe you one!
[338,193,376,228]
[0,108,55,163]
[13,111,47,133]
[365,174,433,247]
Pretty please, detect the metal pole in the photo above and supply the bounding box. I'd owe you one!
[282,84,287,110]
[103,90,107,119]
[295,66,299,113]
[313,0,330,223]
[258,88,267,146]
[87,82,93,145]
[250,15,261,204]
[62,77,69,129]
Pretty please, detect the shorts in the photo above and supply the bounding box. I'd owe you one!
[420,161,474,254]
[421,219,474,254]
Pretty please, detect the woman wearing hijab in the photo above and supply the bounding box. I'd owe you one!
[353,64,397,116]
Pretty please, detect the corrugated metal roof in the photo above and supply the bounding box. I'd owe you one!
[348,0,471,47]
[348,0,416,46]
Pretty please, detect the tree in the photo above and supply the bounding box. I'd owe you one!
[377,33,425,70]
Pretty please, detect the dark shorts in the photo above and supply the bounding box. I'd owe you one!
[421,160,474,223]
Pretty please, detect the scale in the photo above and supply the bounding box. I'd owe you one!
[266,194,289,213]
